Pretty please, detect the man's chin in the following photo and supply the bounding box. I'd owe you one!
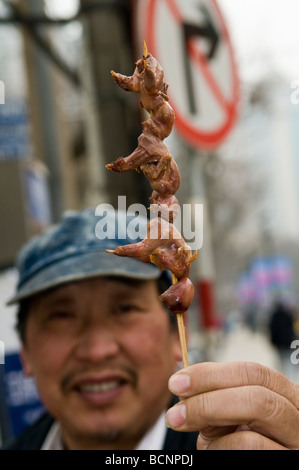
[77,428,123,444]
[62,424,139,450]
[61,412,138,449]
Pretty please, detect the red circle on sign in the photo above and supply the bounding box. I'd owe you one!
[142,0,239,150]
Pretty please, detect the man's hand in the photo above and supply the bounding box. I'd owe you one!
[166,362,299,450]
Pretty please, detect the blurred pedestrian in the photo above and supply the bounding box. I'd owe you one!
[269,300,298,381]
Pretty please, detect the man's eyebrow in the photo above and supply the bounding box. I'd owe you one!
[105,276,147,289]
[46,296,75,304]
[33,291,77,308]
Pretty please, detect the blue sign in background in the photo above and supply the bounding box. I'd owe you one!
[1,352,44,440]
[0,100,30,159]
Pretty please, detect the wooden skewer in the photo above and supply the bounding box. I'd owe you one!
[143,40,148,57]
[171,273,189,368]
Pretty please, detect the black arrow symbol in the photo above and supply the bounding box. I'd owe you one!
[182,5,220,114]
[183,5,220,60]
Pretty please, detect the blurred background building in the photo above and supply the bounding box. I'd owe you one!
[1,0,299,443]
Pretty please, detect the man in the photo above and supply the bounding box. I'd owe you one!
[2,208,197,450]
[2,208,299,450]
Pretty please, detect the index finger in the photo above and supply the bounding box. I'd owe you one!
[168,361,299,409]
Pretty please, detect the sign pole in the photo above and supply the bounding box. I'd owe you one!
[189,148,219,329]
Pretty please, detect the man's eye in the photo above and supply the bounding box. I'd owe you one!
[117,304,138,314]
[49,311,74,320]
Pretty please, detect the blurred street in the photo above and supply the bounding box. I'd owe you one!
[216,325,280,369]
[191,321,299,384]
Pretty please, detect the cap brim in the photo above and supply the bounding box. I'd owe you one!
[6,250,162,305]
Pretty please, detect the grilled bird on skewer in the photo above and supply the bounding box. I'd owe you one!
[106,43,197,316]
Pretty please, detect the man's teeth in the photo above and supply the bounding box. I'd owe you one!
[79,381,120,393]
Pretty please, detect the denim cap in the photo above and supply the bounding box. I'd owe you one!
[7,208,167,305]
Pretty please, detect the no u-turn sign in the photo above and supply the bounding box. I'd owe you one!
[135,0,239,150]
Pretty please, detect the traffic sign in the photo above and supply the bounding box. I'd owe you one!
[135,0,239,150]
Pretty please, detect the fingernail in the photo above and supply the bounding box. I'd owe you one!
[168,373,190,394]
[166,404,186,428]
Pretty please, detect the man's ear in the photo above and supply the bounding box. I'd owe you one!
[20,346,34,377]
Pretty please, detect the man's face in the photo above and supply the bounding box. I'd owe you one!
[21,277,181,449]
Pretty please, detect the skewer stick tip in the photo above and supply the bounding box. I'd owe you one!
[143,40,149,58]
[176,313,189,368]
[171,273,189,368]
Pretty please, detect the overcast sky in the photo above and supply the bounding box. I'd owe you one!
[217,0,299,82]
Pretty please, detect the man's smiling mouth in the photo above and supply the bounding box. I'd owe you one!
[66,371,134,406]
[78,380,125,393]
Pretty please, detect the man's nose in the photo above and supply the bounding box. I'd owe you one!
[74,322,121,363]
